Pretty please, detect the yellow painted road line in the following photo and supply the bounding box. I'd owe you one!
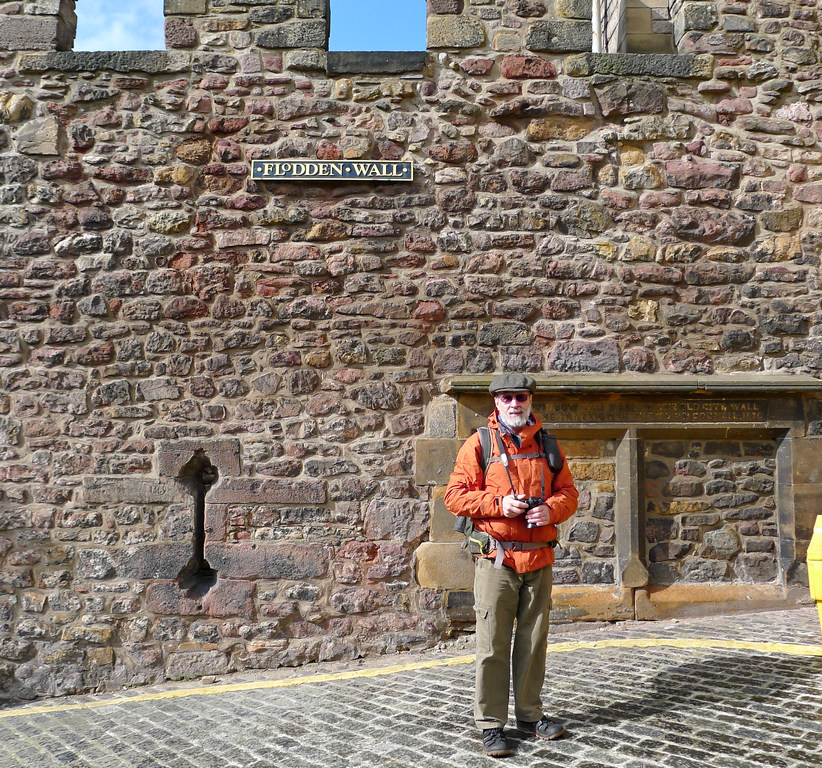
[1,638,819,721]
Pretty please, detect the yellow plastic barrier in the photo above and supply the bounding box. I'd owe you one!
[808,514,822,632]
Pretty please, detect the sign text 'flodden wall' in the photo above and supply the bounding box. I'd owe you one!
[251,160,414,182]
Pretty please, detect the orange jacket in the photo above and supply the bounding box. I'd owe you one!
[444,411,579,573]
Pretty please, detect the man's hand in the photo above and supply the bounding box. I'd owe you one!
[525,503,552,528]
[501,494,529,518]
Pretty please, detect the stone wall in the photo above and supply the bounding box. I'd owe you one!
[0,0,820,699]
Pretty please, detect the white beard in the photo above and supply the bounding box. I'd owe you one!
[500,405,531,431]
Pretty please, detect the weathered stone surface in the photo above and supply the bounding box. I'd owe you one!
[204,543,327,579]
[548,340,621,372]
[364,498,428,542]
[526,20,592,52]
[15,116,60,155]
[19,51,191,73]
[427,15,485,48]
[83,478,187,504]
[415,542,473,590]
[597,82,665,117]
[208,479,326,505]
[670,208,755,245]
[165,650,232,681]
[500,55,556,79]
[256,21,327,49]
[115,544,192,580]
[666,161,740,190]
[567,53,712,78]
[146,579,254,617]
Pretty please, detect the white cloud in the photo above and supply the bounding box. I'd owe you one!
[73,0,165,52]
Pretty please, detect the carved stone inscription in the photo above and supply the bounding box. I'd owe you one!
[538,397,768,425]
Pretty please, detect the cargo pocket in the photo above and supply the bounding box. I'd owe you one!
[473,602,492,654]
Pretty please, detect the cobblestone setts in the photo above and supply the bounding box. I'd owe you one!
[0,608,818,768]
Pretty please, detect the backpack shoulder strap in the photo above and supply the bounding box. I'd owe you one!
[477,426,492,474]
[539,430,563,475]
[536,429,563,493]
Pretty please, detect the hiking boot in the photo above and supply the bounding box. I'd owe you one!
[516,716,565,741]
[481,727,511,757]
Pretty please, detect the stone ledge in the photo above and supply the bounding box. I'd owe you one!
[445,374,822,395]
[327,50,427,74]
[634,584,801,620]
[18,51,192,73]
[564,52,713,79]
[552,585,636,621]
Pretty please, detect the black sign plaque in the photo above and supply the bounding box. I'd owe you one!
[251,160,413,182]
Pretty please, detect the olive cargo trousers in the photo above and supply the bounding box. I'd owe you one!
[473,557,553,730]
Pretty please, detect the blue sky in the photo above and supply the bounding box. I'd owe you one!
[74,1,427,52]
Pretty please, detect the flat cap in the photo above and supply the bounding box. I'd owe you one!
[488,372,536,394]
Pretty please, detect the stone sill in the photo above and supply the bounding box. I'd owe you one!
[445,374,822,395]
[19,50,191,73]
[326,50,427,74]
[565,52,713,79]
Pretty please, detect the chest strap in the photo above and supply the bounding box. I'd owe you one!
[486,452,545,463]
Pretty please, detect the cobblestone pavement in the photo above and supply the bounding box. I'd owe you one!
[0,607,819,768]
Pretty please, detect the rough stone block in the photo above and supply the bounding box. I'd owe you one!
[427,15,485,48]
[555,0,592,19]
[256,21,328,49]
[525,20,592,52]
[0,16,70,52]
[83,477,187,504]
[296,0,329,19]
[446,590,475,621]
[115,543,191,580]
[146,579,254,617]
[673,2,718,42]
[207,478,326,505]
[364,498,429,542]
[164,0,207,13]
[415,438,462,485]
[428,0,462,13]
[326,51,426,75]
[425,396,457,438]
[165,650,233,681]
[564,52,712,79]
[204,542,328,580]
[415,542,474,590]
[158,439,242,478]
[18,51,191,74]
[430,487,463,543]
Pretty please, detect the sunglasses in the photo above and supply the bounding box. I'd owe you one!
[496,393,530,403]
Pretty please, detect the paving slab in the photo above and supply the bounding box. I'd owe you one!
[0,607,819,768]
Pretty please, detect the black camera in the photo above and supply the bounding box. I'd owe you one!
[523,497,543,529]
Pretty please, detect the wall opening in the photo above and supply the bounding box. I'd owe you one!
[73,0,164,51]
[329,0,426,51]
[593,0,674,54]
[177,452,219,595]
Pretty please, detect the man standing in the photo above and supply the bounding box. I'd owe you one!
[445,373,579,757]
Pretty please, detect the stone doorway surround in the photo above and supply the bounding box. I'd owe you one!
[415,375,819,623]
